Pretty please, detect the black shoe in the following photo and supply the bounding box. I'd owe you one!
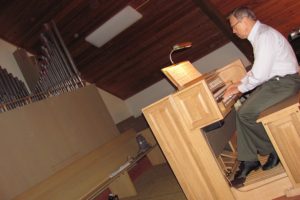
[231,161,261,188]
[235,161,261,179]
[262,152,280,171]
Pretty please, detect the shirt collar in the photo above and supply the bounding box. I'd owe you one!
[248,20,260,43]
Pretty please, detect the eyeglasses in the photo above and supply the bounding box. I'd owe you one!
[231,21,241,29]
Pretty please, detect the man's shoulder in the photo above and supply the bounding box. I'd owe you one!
[257,23,282,40]
[258,23,272,34]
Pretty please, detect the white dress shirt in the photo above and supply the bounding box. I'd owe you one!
[238,21,299,93]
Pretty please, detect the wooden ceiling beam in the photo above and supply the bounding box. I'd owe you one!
[192,0,253,63]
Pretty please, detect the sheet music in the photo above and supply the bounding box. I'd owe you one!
[162,61,201,88]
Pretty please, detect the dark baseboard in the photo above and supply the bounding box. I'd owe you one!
[116,115,149,133]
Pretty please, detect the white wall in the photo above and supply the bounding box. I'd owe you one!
[192,42,250,73]
[97,87,132,123]
[0,39,27,86]
[125,42,251,117]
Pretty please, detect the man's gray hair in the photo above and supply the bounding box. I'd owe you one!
[228,6,256,21]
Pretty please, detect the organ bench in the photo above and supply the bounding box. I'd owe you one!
[257,92,300,197]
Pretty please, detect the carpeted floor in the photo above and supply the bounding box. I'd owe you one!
[121,164,300,200]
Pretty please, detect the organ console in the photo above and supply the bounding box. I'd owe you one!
[142,59,299,199]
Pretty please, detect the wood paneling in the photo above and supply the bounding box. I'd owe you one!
[210,0,300,37]
[0,85,119,200]
[0,0,299,99]
[0,0,229,99]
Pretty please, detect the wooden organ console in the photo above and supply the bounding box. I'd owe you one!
[142,59,299,200]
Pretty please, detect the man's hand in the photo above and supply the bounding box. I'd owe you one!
[223,83,240,100]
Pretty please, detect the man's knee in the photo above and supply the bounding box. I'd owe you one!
[237,103,260,121]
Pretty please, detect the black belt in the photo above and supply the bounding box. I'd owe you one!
[273,73,299,80]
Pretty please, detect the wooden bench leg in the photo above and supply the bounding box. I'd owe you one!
[285,185,300,197]
[108,171,137,198]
